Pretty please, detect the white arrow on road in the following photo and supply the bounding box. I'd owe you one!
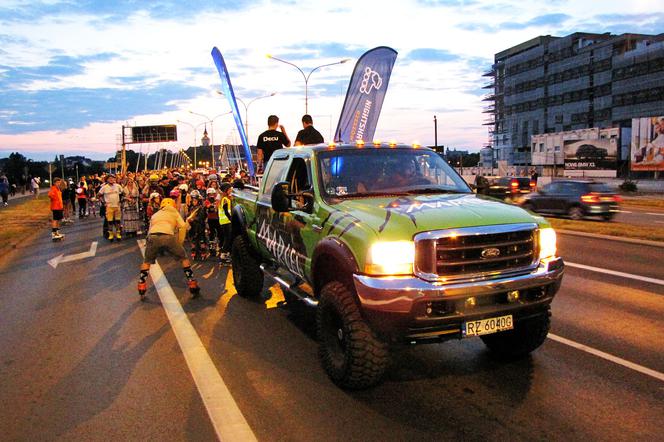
[48,241,98,269]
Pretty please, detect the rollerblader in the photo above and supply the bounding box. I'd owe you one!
[98,174,124,241]
[48,177,65,241]
[217,182,233,264]
[138,198,200,300]
[186,190,208,261]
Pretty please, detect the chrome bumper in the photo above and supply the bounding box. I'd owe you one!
[353,258,564,314]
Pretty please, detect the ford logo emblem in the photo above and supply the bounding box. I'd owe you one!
[481,247,501,259]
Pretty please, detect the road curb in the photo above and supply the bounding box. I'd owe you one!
[556,229,664,248]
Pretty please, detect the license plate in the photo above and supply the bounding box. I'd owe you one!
[464,315,513,337]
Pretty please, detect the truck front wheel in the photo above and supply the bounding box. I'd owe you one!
[316,281,389,389]
[480,313,550,358]
[231,235,263,298]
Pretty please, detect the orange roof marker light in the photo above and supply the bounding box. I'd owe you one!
[389,140,397,147]
[412,141,421,148]
[355,139,365,147]
[327,141,336,149]
[372,139,381,147]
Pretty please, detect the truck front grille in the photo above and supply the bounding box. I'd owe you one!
[415,223,539,281]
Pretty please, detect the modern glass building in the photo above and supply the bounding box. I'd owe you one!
[482,32,664,174]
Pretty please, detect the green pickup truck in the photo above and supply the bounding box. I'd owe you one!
[230,143,564,389]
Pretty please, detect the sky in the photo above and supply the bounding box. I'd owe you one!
[0,0,662,161]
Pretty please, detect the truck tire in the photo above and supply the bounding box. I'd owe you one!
[480,313,550,358]
[231,235,263,298]
[316,281,389,389]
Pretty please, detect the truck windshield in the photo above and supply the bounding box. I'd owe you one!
[318,148,471,198]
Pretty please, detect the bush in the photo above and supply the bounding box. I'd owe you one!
[619,179,638,192]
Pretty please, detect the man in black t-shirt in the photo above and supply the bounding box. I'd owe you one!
[256,115,291,170]
[294,114,324,146]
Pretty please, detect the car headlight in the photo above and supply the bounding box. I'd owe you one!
[365,241,414,275]
[539,228,557,260]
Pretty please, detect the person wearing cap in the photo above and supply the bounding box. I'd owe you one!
[98,174,124,241]
[138,198,200,299]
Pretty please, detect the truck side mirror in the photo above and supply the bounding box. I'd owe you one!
[271,181,290,212]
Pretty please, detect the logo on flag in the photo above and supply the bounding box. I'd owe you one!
[359,68,383,94]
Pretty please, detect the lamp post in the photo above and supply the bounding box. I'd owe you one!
[216,91,276,142]
[177,120,207,168]
[188,110,233,169]
[266,55,350,114]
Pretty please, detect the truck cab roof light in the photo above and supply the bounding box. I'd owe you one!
[356,139,365,147]
[372,140,381,146]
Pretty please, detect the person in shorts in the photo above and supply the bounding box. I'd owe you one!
[138,198,200,299]
[98,174,124,241]
[48,177,64,240]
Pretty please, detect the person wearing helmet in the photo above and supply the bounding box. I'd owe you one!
[138,197,200,299]
[186,189,208,260]
[217,182,233,263]
[147,192,162,219]
[204,187,221,256]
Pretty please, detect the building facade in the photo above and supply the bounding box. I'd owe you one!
[482,32,664,174]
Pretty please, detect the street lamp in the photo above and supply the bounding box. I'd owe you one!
[177,120,207,167]
[216,91,276,142]
[188,110,233,169]
[266,54,350,114]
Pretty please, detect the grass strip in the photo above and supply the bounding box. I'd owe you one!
[548,217,664,242]
[0,195,51,253]
[619,197,664,210]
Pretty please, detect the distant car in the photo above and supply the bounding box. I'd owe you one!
[475,176,535,202]
[518,179,620,221]
[575,144,608,160]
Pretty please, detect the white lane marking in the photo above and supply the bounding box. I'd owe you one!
[548,334,664,382]
[202,267,215,279]
[646,212,664,216]
[138,240,256,442]
[48,241,98,268]
[617,210,632,213]
[565,261,664,286]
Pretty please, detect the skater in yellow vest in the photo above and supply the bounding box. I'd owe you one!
[217,182,233,263]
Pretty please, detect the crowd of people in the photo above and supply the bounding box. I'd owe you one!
[42,113,324,299]
[46,166,250,256]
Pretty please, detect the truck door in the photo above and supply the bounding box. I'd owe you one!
[273,155,317,278]
[255,153,290,260]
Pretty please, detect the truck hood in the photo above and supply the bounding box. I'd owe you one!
[329,193,543,241]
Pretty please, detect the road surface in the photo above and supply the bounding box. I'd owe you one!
[1,217,662,440]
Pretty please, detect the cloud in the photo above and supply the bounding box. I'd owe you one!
[459,13,571,32]
[0,0,258,22]
[0,82,207,134]
[406,48,462,62]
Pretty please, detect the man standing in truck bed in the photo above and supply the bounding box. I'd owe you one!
[256,115,291,171]
[294,114,323,146]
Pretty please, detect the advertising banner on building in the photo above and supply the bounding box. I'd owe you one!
[563,138,617,171]
[630,116,664,171]
[334,46,398,143]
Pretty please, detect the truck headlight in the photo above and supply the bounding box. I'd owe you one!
[365,241,414,275]
[539,228,557,260]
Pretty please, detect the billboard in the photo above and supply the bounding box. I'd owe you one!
[129,125,177,143]
[631,116,664,171]
[564,138,617,171]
